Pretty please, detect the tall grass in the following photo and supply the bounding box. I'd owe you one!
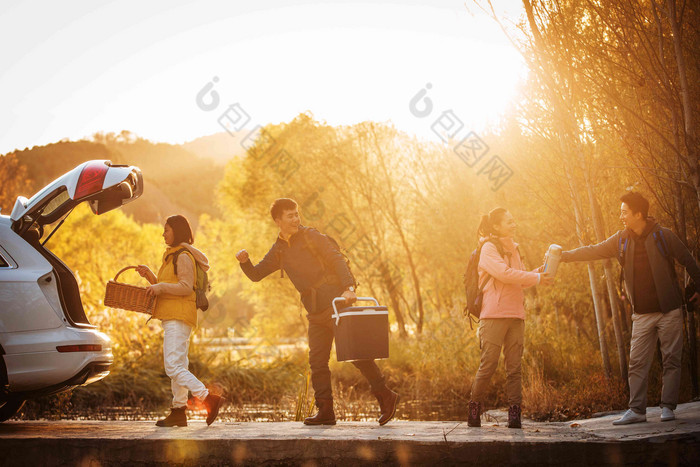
[16,310,697,422]
[294,371,314,421]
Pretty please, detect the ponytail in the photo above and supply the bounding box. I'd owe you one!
[476,214,491,238]
[477,207,508,238]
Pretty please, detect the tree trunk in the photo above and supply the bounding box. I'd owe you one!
[522,0,612,377]
[562,155,612,379]
[378,259,408,338]
[587,263,612,379]
[368,123,426,334]
[589,190,628,381]
[666,0,700,213]
[686,300,699,398]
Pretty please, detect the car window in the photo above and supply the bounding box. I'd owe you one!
[40,189,71,219]
[0,250,9,268]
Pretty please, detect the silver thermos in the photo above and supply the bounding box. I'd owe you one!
[543,244,563,277]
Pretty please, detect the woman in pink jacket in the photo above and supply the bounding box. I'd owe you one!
[468,208,552,428]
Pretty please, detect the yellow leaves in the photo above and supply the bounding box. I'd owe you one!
[0,152,32,213]
[45,204,163,347]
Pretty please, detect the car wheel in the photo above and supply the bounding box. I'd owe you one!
[0,397,25,422]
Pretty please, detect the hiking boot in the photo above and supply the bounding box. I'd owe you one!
[155,407,187,427]
[508,404,522,429]
[204,393,223,426]
[468,401,481,427]
[612,409,646,425]
[373,387,399,426]
[304,398,336,425]
[660,407,675,422]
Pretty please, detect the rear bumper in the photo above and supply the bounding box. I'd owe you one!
[67,360,111,387]
[3,360,112,400]
[1,326,113,392]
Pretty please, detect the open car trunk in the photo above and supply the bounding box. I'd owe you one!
[10,160,144,327]
[32,238,92,327]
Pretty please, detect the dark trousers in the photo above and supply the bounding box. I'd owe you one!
[307,308,385,400]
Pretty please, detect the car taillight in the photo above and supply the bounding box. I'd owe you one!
[56,345,102,352]
[73,161,108,199]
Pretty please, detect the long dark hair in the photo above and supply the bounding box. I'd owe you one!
[166,215,194,246]
[477,207,508,238]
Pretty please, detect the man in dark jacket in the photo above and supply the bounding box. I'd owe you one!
[560,192,700,425]
[236,198,399,426]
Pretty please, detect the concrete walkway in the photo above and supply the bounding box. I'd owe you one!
[1,402,699,466]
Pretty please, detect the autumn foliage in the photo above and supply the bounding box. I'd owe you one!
[3,0,699,421]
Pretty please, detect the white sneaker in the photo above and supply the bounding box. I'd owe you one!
[612,409,646,425]
[660,407,675,422]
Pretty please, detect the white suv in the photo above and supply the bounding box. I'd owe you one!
[0,160,143,422]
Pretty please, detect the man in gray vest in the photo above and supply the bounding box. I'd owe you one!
[560,192,700,425]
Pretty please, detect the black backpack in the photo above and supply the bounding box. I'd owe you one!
[302,228,358,288]
[463,240,506,328]
[166,248,211,311]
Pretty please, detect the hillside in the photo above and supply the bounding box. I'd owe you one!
[181,131,247,165]
[5,134,230,227]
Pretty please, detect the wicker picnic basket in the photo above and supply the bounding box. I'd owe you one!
[104,266,156,314]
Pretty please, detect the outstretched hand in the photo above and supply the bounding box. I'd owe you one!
[539,272,554,286]
[236,249,250,263]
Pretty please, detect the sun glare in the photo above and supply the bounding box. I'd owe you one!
[0,1,525,153]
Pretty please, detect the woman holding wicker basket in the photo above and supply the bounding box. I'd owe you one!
[135,214,222,427]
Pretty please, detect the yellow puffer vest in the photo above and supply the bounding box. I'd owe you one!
[152,246,197,328]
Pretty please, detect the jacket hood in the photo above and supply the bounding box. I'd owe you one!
[173,243,210,272]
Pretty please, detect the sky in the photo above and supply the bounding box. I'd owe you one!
[0,0,527,154]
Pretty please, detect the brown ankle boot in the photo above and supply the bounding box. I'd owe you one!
[155,407,187,427]
[508,404,522,429]
[204,393,223,426]
[373,387,399,426]
[304,398,336,425]
[468,401,481,427]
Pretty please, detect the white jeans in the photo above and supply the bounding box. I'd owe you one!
[161,319,208,408]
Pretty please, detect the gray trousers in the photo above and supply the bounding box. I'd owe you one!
[628,308,683,414]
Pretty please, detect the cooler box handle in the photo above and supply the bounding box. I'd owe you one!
[331,296,380,326]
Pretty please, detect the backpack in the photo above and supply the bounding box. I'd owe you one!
[167,248,211,311]
[463,240,507,329]
[302,228,358,288]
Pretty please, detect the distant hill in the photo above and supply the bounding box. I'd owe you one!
[182,131,247,166]
[5,133,232,228]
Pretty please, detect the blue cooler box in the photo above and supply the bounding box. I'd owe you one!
[332,297,389,362]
